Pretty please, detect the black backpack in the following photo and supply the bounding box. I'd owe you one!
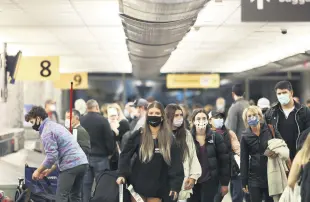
[300,161,310,202]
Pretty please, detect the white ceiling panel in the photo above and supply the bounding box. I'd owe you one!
[0,11,39,26]
[0,28,58,43]
[49,27,96,43]
[15,0,73,13]
[29,13,84,26]
[7,43,74,56]
[73,0,122,26]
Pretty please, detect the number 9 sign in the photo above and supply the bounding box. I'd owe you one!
[53,72,88,89]
[73,74,82,86]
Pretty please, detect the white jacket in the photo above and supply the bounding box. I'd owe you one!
[267,138,290,202]
[178,131,202,200]
[279,185,301,202]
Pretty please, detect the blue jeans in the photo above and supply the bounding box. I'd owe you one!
[230,176,244,202]
[82,156,110,202]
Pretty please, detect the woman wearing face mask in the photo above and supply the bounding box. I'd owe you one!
[189,109,230,202]
[240,106,279,202]
[107,103,130,170]
[116,101,184,202]
[208,110,241,202]
[165,104,202,202]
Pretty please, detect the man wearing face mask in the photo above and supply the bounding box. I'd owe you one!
[65,109,91,157]
[265,81,310,160]
[25,106,88,202]
[45,99,59,123]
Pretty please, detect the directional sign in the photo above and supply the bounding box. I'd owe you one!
[16,56,60,81]
[166,74,220,89]
[241,0,310,22]
[53,72,88,89]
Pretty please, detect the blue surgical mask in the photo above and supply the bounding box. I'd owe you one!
[247,116,259,126]
[213,118,224,129]
[277,94,290,105]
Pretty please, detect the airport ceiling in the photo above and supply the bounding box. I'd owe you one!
[1,0,310,75]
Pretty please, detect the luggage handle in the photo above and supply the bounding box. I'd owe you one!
[119,184,123,202]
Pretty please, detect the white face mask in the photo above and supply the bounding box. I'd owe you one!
[65,119,70,128]
[194,120,208,130]
[173,118,183,128]
[49,105,56,111]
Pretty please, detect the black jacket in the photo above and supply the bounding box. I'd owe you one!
[265,102,310,151]
[75,125,91,156]
[114,119,130,143]
[240,123,281,188]
[192,128,230,186]
[118,130,184,198]
[218,128,240,177]
[80,112,115,157]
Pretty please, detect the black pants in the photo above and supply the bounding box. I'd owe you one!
[188,179,219,202]
[249,187,273,202]
[56,164,88,202]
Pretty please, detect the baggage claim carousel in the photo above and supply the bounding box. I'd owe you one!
[0,128,45,198]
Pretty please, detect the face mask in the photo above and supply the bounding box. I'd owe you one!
[247,116,259,126]
[49,105,56,111]
[147,116,162,127]
[277,94,290,105]
[194,120,208,130]
[213,118,224,129]
[65,119,70,128]
[124,109,129,117]
[173,118,183,128]
[32,118,41,131]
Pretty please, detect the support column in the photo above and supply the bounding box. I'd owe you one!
[301,71,310,104]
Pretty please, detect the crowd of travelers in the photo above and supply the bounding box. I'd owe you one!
[24,80,310,202]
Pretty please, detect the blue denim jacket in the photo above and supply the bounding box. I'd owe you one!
[39,118,88,171]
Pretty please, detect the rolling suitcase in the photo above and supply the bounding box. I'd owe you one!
[90,142,130,202]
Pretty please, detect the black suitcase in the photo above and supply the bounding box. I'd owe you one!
[90,170,130,202]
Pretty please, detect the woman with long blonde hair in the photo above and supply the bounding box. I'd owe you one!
[117,101,184,202]
[107,103,130,170]
[288,132,310,201]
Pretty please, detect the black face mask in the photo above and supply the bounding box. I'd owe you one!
[147,116,162,127]
[32,119,41,131]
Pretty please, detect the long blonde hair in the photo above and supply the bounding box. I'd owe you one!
[107,103,127,121]
[299,133,310,165]
[139,101,172,165]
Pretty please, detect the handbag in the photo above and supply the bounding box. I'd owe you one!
[268,124,292,171]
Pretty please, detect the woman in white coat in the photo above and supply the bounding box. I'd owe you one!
[165,104,202,201]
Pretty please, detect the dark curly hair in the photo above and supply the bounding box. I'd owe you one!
[25,106,48,122]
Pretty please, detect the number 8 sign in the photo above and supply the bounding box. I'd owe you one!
[15,56,60,81]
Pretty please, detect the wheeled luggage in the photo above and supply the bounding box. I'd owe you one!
[15,164,58,202]
[90,170,130,202]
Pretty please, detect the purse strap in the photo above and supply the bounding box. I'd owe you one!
[268,124,276,139]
